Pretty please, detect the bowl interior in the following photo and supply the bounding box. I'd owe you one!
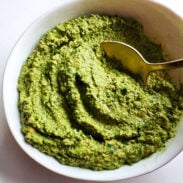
[3,0,183,181]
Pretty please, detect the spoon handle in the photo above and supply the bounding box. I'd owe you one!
[149,58,183,71]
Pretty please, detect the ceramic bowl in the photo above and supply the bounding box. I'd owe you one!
[3,0,183,181]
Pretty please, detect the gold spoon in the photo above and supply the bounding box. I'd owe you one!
[100,41,183,85]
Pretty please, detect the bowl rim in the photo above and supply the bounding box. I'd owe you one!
[3,0,183,181]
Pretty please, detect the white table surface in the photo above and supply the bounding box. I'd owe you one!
[0,0,183,182]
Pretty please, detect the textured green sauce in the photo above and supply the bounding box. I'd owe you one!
[18,14,183,170]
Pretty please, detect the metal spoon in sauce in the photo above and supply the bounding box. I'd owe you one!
[100,41,183,85]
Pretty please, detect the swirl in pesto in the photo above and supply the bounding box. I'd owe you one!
[18,14,183,170]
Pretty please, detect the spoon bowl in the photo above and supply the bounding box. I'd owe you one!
[101,41,183,85]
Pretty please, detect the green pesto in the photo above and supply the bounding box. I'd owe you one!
[18,14,183,170]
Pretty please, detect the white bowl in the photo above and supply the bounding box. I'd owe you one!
[3,0,183,181]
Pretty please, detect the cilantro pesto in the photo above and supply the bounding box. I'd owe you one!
[18,14,183,170]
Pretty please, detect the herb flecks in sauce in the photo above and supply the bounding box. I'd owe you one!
[18,15,183,170]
